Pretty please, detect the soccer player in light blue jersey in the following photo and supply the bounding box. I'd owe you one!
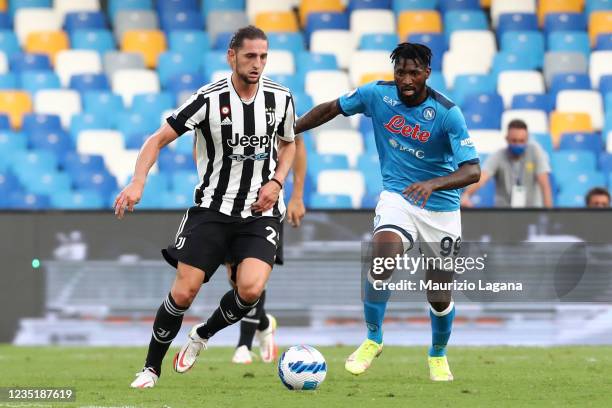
[294,43,481,381]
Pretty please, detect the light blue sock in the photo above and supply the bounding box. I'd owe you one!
[429,302,455,357]
[363,280,390,344]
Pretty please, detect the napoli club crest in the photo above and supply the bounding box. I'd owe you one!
[423,107,436,121]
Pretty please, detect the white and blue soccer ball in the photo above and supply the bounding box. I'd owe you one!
[278,345,327,390]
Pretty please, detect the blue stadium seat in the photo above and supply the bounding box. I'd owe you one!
[168,72,206,94]
[555,190,585,207]
[501,31,545,69]
[348,0,392,11]
[109,0,153,19]
[359,33,399,50]
[70,30,115,55]
[20,71,61,94]
[212,32,233,50]
[69,73,110,93]
[201,0,244,18]
[169,31,210,55]
[0,13,11,29]
[361,191,380,208]
[548,31,590,60]
[550,73,591,99]
[0,113,9,129]
[70,113,112,139]
[268,33,306,56]
[532,133,554,158]
[464,111,500,130]
[406,33,445,70]
[8,192,50,210]
[462,93,504,119]
[551,151,597,174]
[10,53,51,72]
[492,51,539,76]
[136,189,166,209]
[143,172,170,196]
[309,154,350,175]
[29,129,74,156]
[22,113,62,134]
[558,132,603,156]
[296,52,338,75]
[444,11,488,38]
[595,33,612,51]
[0,171,22,195]
[9,0,51,17]
[292,92,314,116]
[158,0,198,13]
[585,0,611,16]
[160,9,204,32]
[357,153,383,194]
[598,75,612,95]
[0,31,19,58]
[117,112,158,136]
[124,132,149,149]
[305,12,350,43]
[172,131,195,154]
[511,93,554,113]
[497,13,538,42]
[61,152,106,174]
[555,171,606,196]
[471,178,495,208]
[73,170,118,197]
[160,191,192,209]
[132,92,174,118]
[452,74,496,106]
[392,0,437,15]
[10,150,58,174]
[83,91,124,117]
[64,12,107,33]
[171,170,200,194]
[0,131,27,168]
[158,51,196,87]
[50,190,105,209]
[598,152,612,173]
[543,13,587,35]
[427,71,450,97]
[439,0,480,13]
[0,72,19,89]
[20,171,72,195]
[201,51,229,79]
[158,150,196,172]
[267,73,304,93]
[309,193,352,209]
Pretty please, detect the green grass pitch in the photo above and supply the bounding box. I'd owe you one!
[0,345,611,407]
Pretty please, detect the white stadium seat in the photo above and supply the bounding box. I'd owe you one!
[77,129,125,163]
[34,89,81,128]
[111,69,160,107]
[54,0,100,20]
[589,51,612,89]
[349,50,393,87]
[350,9,396,43]
[263,50,295,75]
[449,30,497,61]
[246,0,292,21]
[310,30,357,70]
[470,130,506,154]
[315,129,364,167]
[443,51,492,88]
[501,109,549,134]
[497,70,545,108]
[104,149,141,186]
[0,52,7,74]
[490,0,536,27]
[55,50,102,87]
[14,8,62,45]
[305,70,351,105]
[556,90,604,130]
[211,70,232,83]
[317,170,366,209]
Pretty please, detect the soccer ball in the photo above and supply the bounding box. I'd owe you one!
[278,345,327,390]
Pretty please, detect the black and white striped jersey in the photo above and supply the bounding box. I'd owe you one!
[166,74,296,218]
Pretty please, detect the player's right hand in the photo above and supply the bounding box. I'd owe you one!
[113,181,144,219]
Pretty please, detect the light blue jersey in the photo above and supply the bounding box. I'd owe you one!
[338,81,479,212]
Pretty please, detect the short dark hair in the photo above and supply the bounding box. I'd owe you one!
[229,25,267,50]
[507,119,528,131]
[585,187,610,205]
[390,42,432,68]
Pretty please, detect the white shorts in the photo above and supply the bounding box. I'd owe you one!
[373,190,462,257]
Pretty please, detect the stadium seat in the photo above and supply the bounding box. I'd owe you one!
[595,33,612,50]
[548,31,591,60]
[24,31,69,63]
[310,30,356,70]
[462,93,504,121]
[317,169,366,208]
[348,0,391,11]
[0,31,19,57]
[108,0,153,20]
[497,70,546,108]
[212,32,233,50]
[121,30,166,69]
[14,8,62,45]
[0,91,31,128]
[501,31,544,69]
[202,0,245,24]
[556,171,606,198]
[0,112,9,128]
[598,152,612,173]
[9,0,51,17]
[296,52,338,75]
[556,90,604,130]
[50,190,105,209]
[308,154,350,175]
[264,50,295,75]
[22,113,62,134]
[114,10,159,44]
[470,178,496,208]
[309,193,353,209]
[82,91,124,118]
[255,11,299,32]
[550,112,593,144]
[511,93,554,113]
[132,93,173,119]
[502,109,549,134]
[544,12,587,36]
[29,128,73,156]
[492,51,539,77]
[442,51,491,88]
[73,169,118,198]
[559,132,603,155]
[69,73,109,93]
[117,112,158,136]
[266,74,304,92]
[465,111,501,130]
[170,131,195,155]
[167,72,205,94]
[104,149,141,184]
[7,192,50,209]
[60,151,106,173]
[157,51,194,87]
[469,129,505,153]
[589,11,612,46]
[0,171,22,195]
[77,129,124,161]
[70,29,115,56]
[550,73,591,100]
[19,171,72,195]
[34,89,81,128]
[69,112,111,138]
[552,151,597,174]
[406,33,445,70]
[538,0,583,26]
[497,13,538,41]
[55,0,99,20]
[349,50,393,87]
[156,0,198,14]
[600,75,612,95]
[170,169,199,195]
[305,12,349,43]
[453,75,496,105]
[159,190,192,209]
[55,50,102,86]
[589,51,612,88]
[449,30,496,64]
[111,69,160,107]
[10,150,58,173]
[246,0,292,21]
[10,53,51,72]
[158,150,196,172]
[20,71,61,94]
[398,11,442,40]
[490,0,536,27]
[160,10,203,32]
[444,10,488,39]
[305,70,351,105]
[0,13,8,30]
[169,30,209,55]
[359,72,392,85]
[103,51,145,80]
[315,130,363,167]
[0,131,27,161]
[64,11,107,34]
[206,11,248,43]
[268,33,305,57]
[292,91,314,116]
[532,133,554,158]
[350,9,396,44]
[299,0,344,26]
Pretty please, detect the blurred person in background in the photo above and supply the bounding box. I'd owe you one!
[585,187,610,208]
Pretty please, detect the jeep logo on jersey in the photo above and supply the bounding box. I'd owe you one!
[383,115,431,142]
[227,133,271,148]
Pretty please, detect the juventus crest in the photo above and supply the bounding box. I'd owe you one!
[266,107,276,127]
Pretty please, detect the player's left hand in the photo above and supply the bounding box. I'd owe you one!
[252,181,281,213]
[403,180,437,208]
[286,196,306,227]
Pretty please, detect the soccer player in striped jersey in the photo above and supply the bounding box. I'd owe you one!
[114,26,297,388]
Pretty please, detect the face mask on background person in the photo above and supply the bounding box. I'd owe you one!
[508,144,526,157]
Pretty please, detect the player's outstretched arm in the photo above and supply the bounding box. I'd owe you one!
[252,139,296,213]
[287,136,307,227]
[113,123,179,219]
[294,100,341,134]
[404,162,481,208]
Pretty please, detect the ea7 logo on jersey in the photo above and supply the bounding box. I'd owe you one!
[227,133,271,148]
[383,95,400,106]
[383,115,431,142]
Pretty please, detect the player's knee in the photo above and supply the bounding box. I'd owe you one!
[237,284,263,304]
[429,300,451,313]
[171,286,198,307]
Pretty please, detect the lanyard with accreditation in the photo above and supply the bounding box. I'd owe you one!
[510,159,527,207]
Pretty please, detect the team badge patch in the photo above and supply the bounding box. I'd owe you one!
[221,106,230,115]
[423,107,436,121]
